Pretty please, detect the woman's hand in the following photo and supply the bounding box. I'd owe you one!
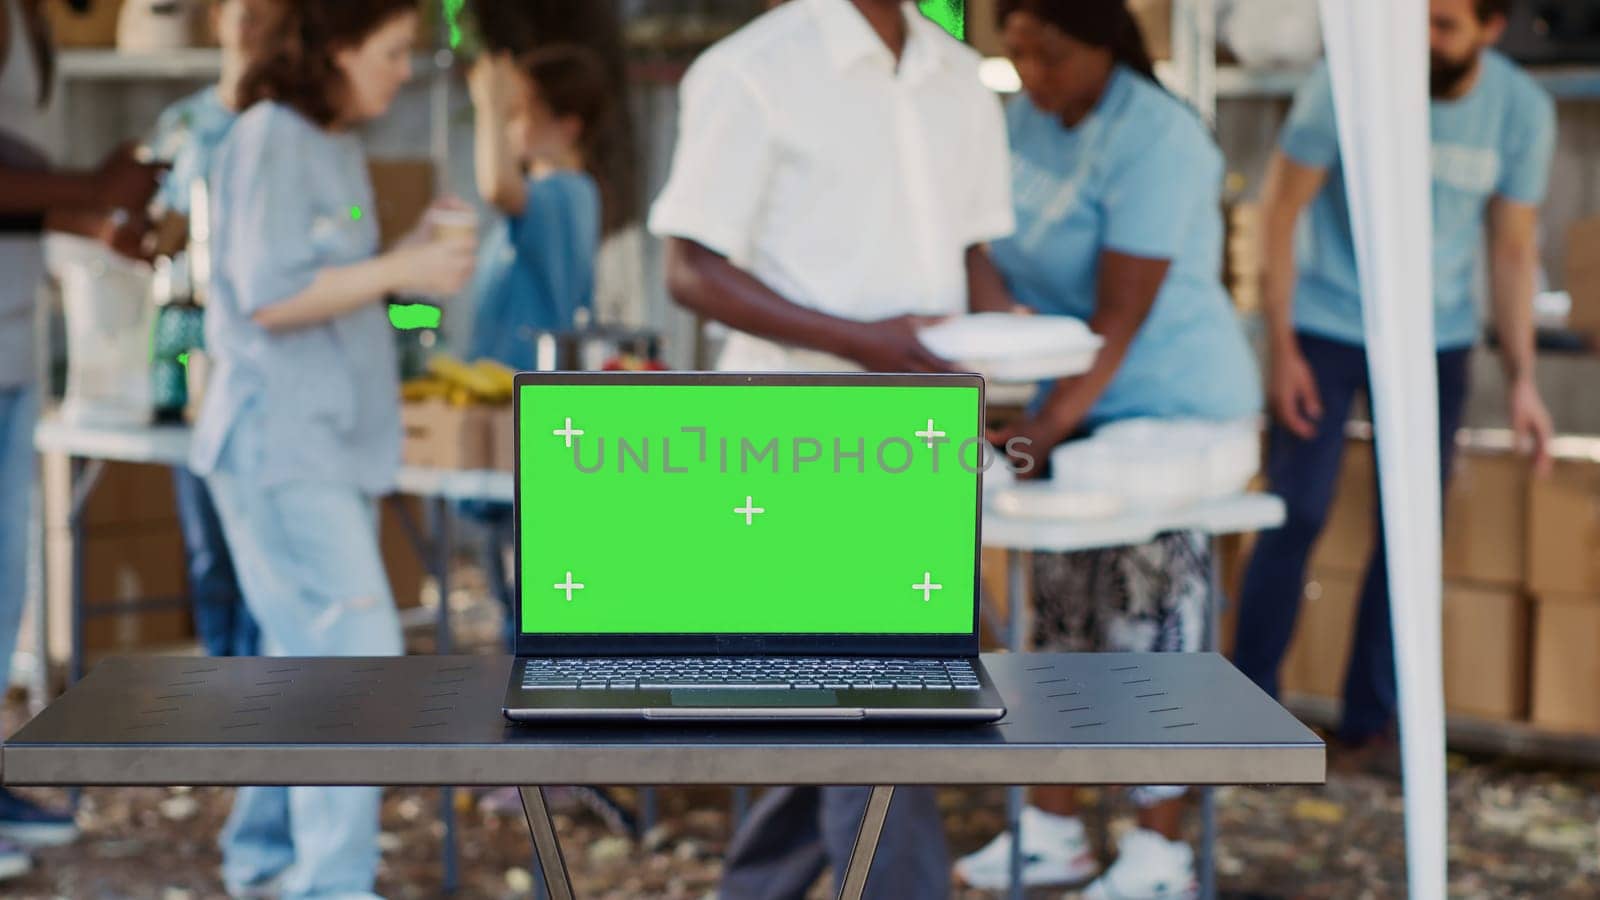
[467,53,518,113]
[986,415,1068,481]
[399,195,476,249]
[389,237,476,298]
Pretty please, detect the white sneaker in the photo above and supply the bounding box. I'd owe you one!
[0,839,32,882]
[954,806,1099,889]
[1079,828,1197,900]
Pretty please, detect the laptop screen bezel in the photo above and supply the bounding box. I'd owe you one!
[511,371,986,657]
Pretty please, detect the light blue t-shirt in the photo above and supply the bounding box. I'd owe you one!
[190,102,401,495]
[149,85,238,215]
[467,170,600,369]
[1281,52,1556,350]
[990,67,1262,427]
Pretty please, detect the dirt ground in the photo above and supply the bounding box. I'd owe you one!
[5,734,1598,898]
[5,597,1598,899]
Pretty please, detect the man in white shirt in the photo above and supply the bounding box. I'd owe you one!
[649,1,1015,896]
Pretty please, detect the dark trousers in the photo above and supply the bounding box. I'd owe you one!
[1232,333,1470,743]
[720,786,951,900]
[173,467,260,657]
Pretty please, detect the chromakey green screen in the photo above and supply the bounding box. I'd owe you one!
[519,383,981,635]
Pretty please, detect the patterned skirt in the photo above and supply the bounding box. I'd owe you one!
[1028,530,1213,654]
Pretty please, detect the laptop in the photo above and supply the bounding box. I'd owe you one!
[502,372,1007,723]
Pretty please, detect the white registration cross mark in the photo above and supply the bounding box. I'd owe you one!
[915,418,946,449]
[734,496,766,526]
[554,571,585,602]
[913,572,943,602]
[553,417,585,448]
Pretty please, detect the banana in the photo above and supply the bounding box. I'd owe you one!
[472,359,517,399]
[427,354,503,399]
[401,377,450,403]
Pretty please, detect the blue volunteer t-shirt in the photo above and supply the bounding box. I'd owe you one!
[467,170,601,369]
[989,66,1262,426]
[1280,52,1556,350]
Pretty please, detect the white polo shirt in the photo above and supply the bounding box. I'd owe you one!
[648,0,1015,371]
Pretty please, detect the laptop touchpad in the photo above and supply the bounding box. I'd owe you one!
[670,689,838,707]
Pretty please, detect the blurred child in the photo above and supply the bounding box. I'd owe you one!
[466,45,615,367]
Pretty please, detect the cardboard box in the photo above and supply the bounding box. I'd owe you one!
[1527,455,1600,597]
[43,456,181,532]
[1311,437,1528,587]
[1309,441,1376,576]
[83,609,194,667]
[45,526,191,662]
[1442,448,1529,588]
[402,401,493,471]
[1283,573,1530,721]
[490,406,516,474]
[1530,594,1600,734]
[1441,585,1529,721]
[368,159,436,251]
[380,496,426,610]
[1280,571,1360,699]
[45,0,125,48]
[1564,217,1600,334]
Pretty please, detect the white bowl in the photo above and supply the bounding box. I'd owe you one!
[919,313,1102,383]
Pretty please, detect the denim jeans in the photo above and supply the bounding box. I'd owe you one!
[0,385,37,695]
[1233,333,1470,743]
[206,426,402,899]
[172,466,259,657]
[720,786,951,900]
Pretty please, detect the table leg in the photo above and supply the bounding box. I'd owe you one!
[1198,537,1226,900]
[431,496,454,655]
[429,497,459,894]
[835,785,895,900]
[68,458,106,686]
[639,786,658,837]
[1006,549,1027,900]
[731,786,749,827]
[439,786,459,895]
[520,787,576,900]
[1006,549,1029,652]
[27,477,48,712]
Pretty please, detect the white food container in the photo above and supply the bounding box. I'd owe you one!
[918,313,1103,383]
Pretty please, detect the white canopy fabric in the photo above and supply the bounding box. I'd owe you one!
[1316,1,1447,897]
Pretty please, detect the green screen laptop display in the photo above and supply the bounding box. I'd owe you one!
[518,382,981,635]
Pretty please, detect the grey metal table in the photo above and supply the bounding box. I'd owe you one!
[2,653,1322,899]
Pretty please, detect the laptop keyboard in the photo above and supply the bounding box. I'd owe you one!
[519,658,982,691]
